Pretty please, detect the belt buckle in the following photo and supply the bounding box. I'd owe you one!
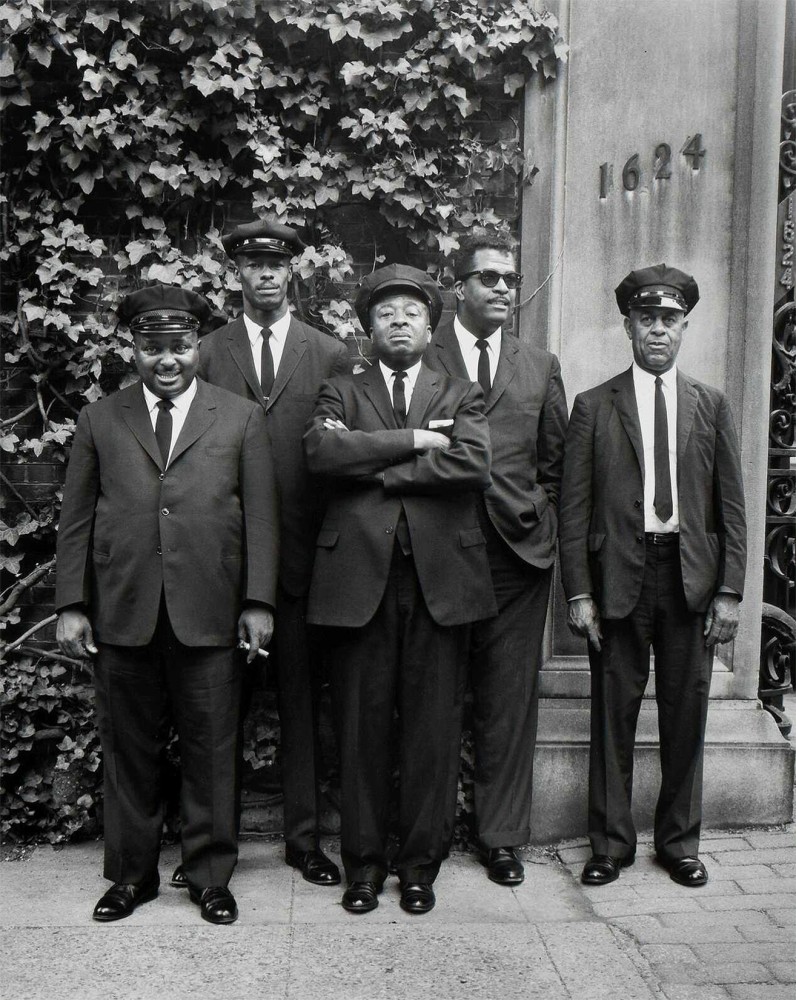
[652,532,676,545]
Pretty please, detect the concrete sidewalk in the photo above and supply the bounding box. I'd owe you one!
[1,828,793,1000]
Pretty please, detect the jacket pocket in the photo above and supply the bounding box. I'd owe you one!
[316,528,339,549]
[459,528,486,548]
[587,532,606,552]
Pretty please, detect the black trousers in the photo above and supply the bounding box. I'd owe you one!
[329,548,468,886]
[94,604,240,888]
[468,513,552,848]
[273,587,326,853]
[587,538,712,861]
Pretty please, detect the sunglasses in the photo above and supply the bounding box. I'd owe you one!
[457,269,523,289]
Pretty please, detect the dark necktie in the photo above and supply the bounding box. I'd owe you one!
[392,370,407,426]
[260,327,275,398]
[155,399,174,467]
[476,338,491,396]
[654,376,673,522]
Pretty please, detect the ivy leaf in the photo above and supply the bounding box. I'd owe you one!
[29,43,52,68]
[503,73,526,96]
[147,261,184,283]
[0,432,20,453]
[109,40,137,71]
[84,9,120,32]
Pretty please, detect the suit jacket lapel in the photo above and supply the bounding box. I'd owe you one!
[611,367,644,473]
[267,319,307,411]
[486,334,518,412]
[361,368,399,429]
[430,322,468,379]
[406,364,439,428]
[227,317,263,403]
[676,370,698,469]
[168,379,217,467]
[121,384,163,470]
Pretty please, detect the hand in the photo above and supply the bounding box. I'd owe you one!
[704,593,740,646]
[567,596,603,652]
[412,429,451,452]
[56,609,98,659]
[322,418,348,431]
[237,606,274,663]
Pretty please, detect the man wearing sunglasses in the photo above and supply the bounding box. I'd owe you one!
[426,231,568,887]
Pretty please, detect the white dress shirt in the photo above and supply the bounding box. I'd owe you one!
[379,359,423,414]
[243,310,291,383]
[142,378,197,466]
[632,362,679,533]
[453,315,502,385]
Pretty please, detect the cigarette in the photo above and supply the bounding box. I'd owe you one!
[237,641,270,659]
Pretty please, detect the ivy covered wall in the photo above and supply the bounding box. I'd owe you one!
[0,0,565,842]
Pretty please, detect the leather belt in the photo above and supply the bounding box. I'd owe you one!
[645,532,679,545]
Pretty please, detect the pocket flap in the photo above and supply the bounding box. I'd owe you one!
[459,527,486,548]
[316,528,339,549]
[587,532,606,552]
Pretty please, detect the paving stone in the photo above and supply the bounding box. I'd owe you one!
[658,910,777,929]
[537,923,657,999]
[690,943,796,963]
[726,987,796,1000]
[743,832,796,849]
[661,987,731,1000]
[708,866,782,882]
[734,878,796,894]
[639,943,698,964]
[739,926,796,942]
[700,839,754,853]
[697,894,796,912]
[591,896,703,918]
[766,962,796,982]
[710,850,796,868]
[771,864,796,878]
[611,914,745,943]
[651,963,771,985]
[766,908,796,928]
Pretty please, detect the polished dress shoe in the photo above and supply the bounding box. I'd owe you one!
[581,853,635,886]
[481,847,525,886]
[285,846,341,886]
[400,882,435,914]
[92,876,159,922]
[341,881,381,913]
[188,885,238,924]
[170,865,188,889]
[660,856,708,887]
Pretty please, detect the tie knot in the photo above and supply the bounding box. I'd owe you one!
[475,339,489,352]
[655,376,662,386]
[261,326,273,341]
[157,399,174,412]
[393,370,407,383]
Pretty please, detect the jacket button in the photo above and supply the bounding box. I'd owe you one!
[161,508,170,516]
[156,547,162,555]
[385,526,394,534]
[159,473,165,481]
[636,535,644,543]
[634,499,641,508]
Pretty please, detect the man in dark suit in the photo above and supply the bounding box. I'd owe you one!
[304,265,496,915]
[55,285,279,924]
[198,220,349,887]
[425,231,568,886]
[559,264,747,888]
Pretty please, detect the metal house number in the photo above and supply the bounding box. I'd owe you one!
[599,134,706,199]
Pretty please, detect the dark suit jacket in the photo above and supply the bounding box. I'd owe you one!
[559,366,747,618]
[198,315,350,596]
[425,321,568,569]
[304,363,497,629]
[55,379,279,647]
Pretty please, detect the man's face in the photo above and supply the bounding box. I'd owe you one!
[454,248,517,335]
[236,252,291,314]
[624,307,687,374]
[133,331,199,399]
[369,292,432,370]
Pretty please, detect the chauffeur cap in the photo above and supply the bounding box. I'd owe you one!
[222,219,306,259]
[354,264,443,333]
[615,263,700,317]
[117,285,213,336]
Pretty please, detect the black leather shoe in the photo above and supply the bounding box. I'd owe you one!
[92,876,159,922]
[400,882,435,914]
[481,847,525,886]
[581,853,635,886]
[341,881,381,913]
[660,856,708,887]
[286,846,341,885]
[188,885,238,924]
[170,865,188,889]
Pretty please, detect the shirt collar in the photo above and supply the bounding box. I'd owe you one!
[142,377,197,415]
[243,309,291,345]
[378,358,423,391]
[632,362,678,390]
[454,314,502,348]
